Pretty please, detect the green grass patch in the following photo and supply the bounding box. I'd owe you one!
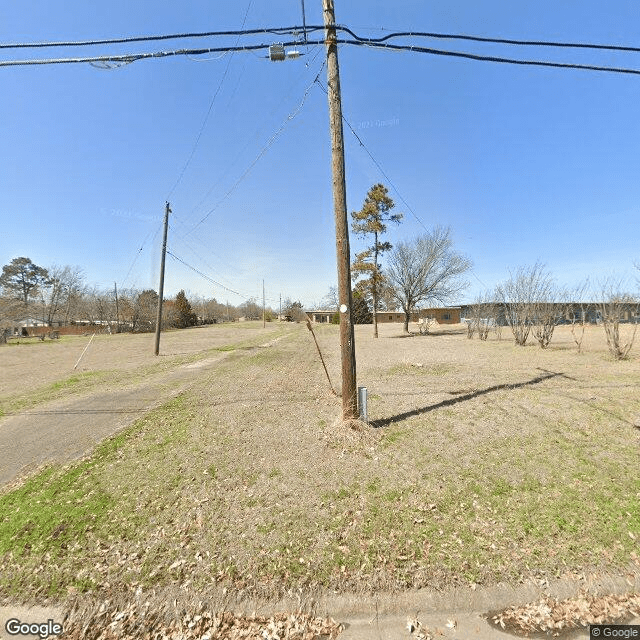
[0,393,194,598]
[2,325,640,602]
[0,370,112,416]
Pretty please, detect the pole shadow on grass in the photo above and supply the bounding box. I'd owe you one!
[371,368,576,428]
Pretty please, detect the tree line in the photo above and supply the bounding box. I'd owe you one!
[0,257,305,336]
[466,262,640,360]
[328,182,639,359]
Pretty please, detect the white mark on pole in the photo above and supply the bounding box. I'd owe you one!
[340,304,347,313]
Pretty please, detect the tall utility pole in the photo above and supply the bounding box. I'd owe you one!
[262,279,266,328]
[114,281,120,333]
[323,0,358,419]
[154,202,171,356]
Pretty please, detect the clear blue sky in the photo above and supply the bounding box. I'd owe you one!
[1,0,639,308]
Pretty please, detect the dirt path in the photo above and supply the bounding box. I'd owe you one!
[0,350,234,486]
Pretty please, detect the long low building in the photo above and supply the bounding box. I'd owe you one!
[306,307,461,324]
[458,302,640,324]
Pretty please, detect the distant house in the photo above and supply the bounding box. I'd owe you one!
[306,309,336,323]
[15,317,47,328]
[5,317,47,336]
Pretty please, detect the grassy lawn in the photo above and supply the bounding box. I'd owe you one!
[0,324,290,418]
[1,323,639,604]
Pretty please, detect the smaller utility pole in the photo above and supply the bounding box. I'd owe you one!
[114,282,120,333]
[154,202,170,356]
[226,300,230,322]
[279,293,282,321]
[262,279,266,327]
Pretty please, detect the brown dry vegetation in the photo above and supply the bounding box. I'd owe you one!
[1,321,639,612]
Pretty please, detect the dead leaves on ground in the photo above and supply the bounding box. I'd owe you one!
[60,603,343,640]
[406,617,456,640]
[492,591,640,635]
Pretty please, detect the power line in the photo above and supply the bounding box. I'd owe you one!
[4,38,640,76]
[166,249,244,297]
[315,76,429,234]
[182,60,325,236]
[120,221,162,289]
[340,39,640,76]
[183,46,322,221]
[0,25,324,50]
[170,228,247,290]
[4,24,640,55]
[166,0,254,201]
[333,26,640,54]
[166,249,282,304]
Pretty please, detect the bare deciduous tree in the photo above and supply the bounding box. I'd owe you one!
[386,227,471,333]
[466,315,475,339]
[418,314,436,335]
[497,262,554,346]
[468,291,500,341]
[321,285,339,310]
[530,281,566,349]
[597,279,638,360]
[42,265,85,325]
[565,281,589,353]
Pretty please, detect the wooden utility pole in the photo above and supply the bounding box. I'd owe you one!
[323,0,358,419]
[262,279,266,327]
[114,281,120,333]
[154,202,170,356]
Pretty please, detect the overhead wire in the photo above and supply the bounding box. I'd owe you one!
[316,75,489,292]
[0,26,326,50]
[331,25,640,53]
[165,0,254,201]
[182,59,326,237]
[315,76,429,234]
[166,249,283,304]
[4,24,640,55]
[183,45,322,222]
[169,224,246,288]
[339,39,640,76]
[120,221,162,289]
[3,38,640,76]
[166,250,244,297]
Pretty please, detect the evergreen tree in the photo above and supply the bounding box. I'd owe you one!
[174,290,197,328]
[0,257,51,304]
[351,184,402,337]
[352,289,372,324]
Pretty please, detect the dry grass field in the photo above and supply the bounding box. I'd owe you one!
[1,320,639,611]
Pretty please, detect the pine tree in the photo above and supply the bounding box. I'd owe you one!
[351,289,372,324]
[174,290,197,328]
[351,184,402,337]
[0,257,51,304]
